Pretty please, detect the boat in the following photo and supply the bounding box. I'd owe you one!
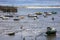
[4,15,13,17]
[7,32,15,36]
[44,12,52,15]
[28,14,37,17]
[0,15,9,20]
[43,14,47,17]
[20,16,24,19]
[35,12,42,15]
[13,19,20,21]
[51,11,57,14]
[46,27,56,36]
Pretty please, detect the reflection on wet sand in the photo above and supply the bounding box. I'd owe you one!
[46,35,56,40]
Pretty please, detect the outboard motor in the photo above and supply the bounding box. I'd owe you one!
[46,27,56,36]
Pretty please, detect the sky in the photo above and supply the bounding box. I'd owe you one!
[0,0,60,6]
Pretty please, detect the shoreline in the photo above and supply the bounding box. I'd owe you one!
[25,6,60,9]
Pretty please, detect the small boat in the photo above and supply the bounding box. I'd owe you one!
[35,12,42,15]
[28,14,37,17]
[4,15,13,17]
[2,17,9,20]
[46,27,56,36]
[43,14,47,17]
[7,32,15,36]
[20,16,24,19]
[13,19,20,21]
[51,11,57,14]
[44,12,52,15]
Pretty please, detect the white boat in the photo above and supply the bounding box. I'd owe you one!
[0,15,9,20]
[44,12,52,15]
[28,14,37,17]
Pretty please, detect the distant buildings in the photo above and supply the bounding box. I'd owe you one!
[0,6,17,13]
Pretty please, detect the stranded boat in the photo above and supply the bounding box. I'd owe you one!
[28,14,37,18]
[0,15,9,20]
[35,12,42,15]
[44,12,52,15]
[7,32,15,36]
[13,17,20,21]
[4,15,13,17]
[51,11,57,14]
[46,27,57,36]
[13,18,20,21]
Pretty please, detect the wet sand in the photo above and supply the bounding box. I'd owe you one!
[0,12,60,40]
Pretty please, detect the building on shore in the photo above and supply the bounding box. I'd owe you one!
[0,6,17,13]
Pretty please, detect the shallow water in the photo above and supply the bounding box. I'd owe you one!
[0,8,60,40]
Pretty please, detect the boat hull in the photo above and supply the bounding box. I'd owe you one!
[46,31,56,36]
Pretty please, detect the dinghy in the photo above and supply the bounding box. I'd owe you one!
[7,32,15,36]
[46,27,56,36]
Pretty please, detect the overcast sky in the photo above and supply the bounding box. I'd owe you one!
[0,0,60,6]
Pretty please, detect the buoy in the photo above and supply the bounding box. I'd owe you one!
[52,17,54,21]
[46,27,56,36]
